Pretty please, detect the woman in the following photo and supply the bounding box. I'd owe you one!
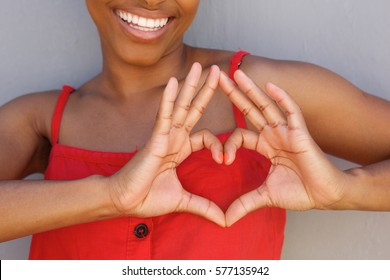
[0,0,389,259]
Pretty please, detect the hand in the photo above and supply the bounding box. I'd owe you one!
[219,70,348,226]
[108,63,226,227]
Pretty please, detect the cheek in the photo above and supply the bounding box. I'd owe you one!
[85,0,100,19]
[175,0,200,33]
[85,1,115,38]
[180,0,200,10]
[178,0,200,20]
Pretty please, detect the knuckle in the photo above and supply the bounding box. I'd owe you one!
[258,102,271,113]
[173,122,184,129]
[194,104,206,115]
[241,106,252,116]
[184,124,193,133]
[178,103,191,112]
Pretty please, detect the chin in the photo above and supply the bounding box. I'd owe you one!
[111,40,184,67]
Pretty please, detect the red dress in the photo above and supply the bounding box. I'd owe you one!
[29,51,286,260]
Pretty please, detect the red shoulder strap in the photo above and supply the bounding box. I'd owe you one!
[51,85,74,144]
[230,50,250,128]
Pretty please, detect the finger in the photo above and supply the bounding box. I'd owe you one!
[177,190,226,227]
[234,70,287,127]
[223,128,259,165]
[153,77,179,136]
[190,129,223,164]
[225,187,269,227]
[219,71,267,132]
[171,63,203,129]
[265,82,307,130]
[183,65,220,132]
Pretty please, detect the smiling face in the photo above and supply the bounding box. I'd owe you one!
[85,0,200,66]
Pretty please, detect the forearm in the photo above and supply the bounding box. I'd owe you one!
[0,175,117,242]
[335,159,390,211]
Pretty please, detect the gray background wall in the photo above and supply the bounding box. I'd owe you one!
[1,0,389,259]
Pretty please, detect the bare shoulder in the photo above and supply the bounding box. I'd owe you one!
[240,55,358,93]
[1,90,61,111]
[1,90,61,138]
[0,90,62,178]
[239,54,390,164]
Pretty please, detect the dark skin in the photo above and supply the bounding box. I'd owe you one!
[1,0,390,241]
[58,48,236,153]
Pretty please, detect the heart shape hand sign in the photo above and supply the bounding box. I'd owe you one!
[108,63,346,227]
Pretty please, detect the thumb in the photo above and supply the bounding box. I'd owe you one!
[225,187,270,227]
[177,190,226,227]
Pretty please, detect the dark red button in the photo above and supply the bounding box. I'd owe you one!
[134,224,149,238]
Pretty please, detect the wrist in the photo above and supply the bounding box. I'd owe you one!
[317,168,362,211]
[328,167,369,210]
[87,175,124,219]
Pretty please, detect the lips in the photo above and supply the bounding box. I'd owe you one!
[116,9,170,32]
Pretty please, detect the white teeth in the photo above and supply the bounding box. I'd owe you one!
[133,15,139,24]
[146,19,154,28]
[138,17,146,27]
[116,10,169,31]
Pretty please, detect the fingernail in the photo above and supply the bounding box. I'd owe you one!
[223,153,231,165]
[214,152,221,164]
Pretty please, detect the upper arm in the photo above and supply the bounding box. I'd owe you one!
[0,92,57,179]
[242,56,390,165]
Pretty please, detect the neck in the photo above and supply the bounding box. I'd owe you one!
[92,44,194,100]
